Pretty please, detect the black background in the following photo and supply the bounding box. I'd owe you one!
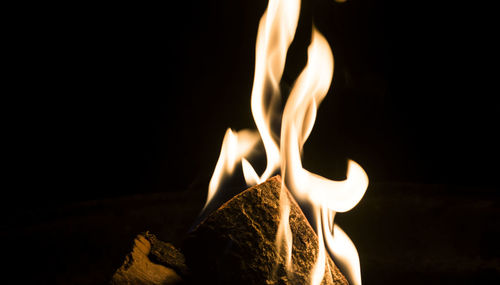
[4,0,499,283]
[9,0,498,203]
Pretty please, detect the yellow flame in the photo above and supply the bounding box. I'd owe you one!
[310,205,327,285]
[243,0,301,185]
[275,186,293,271]
[204,128,259,209]
[280,28,368,285]
[244,0,302,275]
[205,0,300,207]
[323,219,362,285]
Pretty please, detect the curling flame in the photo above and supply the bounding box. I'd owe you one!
[324,222,362,285]
[244,0,300,185]
[204,0,368,284]
[245,0,301,274]
[281,28,368,285]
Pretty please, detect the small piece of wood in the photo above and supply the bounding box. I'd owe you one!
[182,175,348,285]
[111,232,185,285]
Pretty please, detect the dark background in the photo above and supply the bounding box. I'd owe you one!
[10,0,498,203]
[4,0,499,284]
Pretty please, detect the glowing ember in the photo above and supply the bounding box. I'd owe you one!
[204,0,368,284]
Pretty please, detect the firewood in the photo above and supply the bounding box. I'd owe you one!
[111,232,186,285]
[182,175,348,285]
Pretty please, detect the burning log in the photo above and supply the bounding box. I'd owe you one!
[111,176,348,284]
[183,175,349,285]
[111,232,187,285]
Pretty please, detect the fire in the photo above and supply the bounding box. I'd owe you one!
[204,0,368,284]
[204,128,259,209]
[281,27,368,285]
[244,0,300,185]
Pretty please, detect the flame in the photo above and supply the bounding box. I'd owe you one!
[324,221,362,285]
[275,187,293,270]
[204,128,259,209]
[281,28,367,213]
[205,0,300,206]
[244,0,300,185]
[204,0,368,284]
[281,28,368,285]
[310,205,327,285]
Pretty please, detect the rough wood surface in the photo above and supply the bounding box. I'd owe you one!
[183,175,348,285]
[111,232,185,285]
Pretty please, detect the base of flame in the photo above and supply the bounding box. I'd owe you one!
[184,176,348,285]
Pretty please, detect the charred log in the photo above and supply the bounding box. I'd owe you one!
[111,232,186,285]
[182,175,348,285]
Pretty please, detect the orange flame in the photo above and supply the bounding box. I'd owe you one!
[204,0,368,284]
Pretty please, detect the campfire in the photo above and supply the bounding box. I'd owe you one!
[112,0,368,284]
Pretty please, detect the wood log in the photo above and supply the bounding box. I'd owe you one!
[111,232,186,285]
[182,175,348,285]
